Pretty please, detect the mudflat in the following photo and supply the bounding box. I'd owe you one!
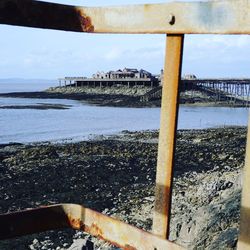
[0,127,247,249]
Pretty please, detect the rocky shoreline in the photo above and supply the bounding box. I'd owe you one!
[0,127,247,249]
[0,89,152,108]
[0,86,247,108]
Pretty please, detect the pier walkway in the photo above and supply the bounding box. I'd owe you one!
[140,79,250,106]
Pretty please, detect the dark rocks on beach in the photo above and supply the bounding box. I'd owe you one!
[0,91,147,108]
[0,86,244,108]
[0,127,247,249]
[0,104,71,110]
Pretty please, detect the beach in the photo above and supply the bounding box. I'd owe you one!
[0,127,247,249]
[0,81,249,249]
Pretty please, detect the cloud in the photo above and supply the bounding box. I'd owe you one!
[104,48,123,60]
[1,12,250,78]
[93,42,165,74]
[103,44,164,62]
[182,35,250,77]
[185,35,250,62]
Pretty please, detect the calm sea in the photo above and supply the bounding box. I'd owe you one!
[0,82,249,144]
[0,80,57,93]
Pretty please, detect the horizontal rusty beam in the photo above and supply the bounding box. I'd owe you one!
[0,204,183,250]
[1,0,250,34]
[0,0,94,32]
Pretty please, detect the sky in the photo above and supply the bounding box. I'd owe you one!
[0,0,250,79]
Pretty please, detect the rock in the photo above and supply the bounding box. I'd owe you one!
[68,239,94,250]
[32,239,39,245]
[0,127,246,249]
[29,245,36,250]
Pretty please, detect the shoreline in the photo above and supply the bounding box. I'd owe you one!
[0,126,247,147]
[0,90,248,108]
[0,127,247,249]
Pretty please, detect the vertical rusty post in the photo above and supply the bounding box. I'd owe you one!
[152,34,184,239]
[238,114,250,250]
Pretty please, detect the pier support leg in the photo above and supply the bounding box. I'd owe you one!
[152,34,184,239]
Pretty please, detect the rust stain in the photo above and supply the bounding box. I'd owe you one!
[67,215,84,230]
[124,244,137,250]
[77,10,94,32]
[143,4,152,11]
[88,223,104,236]
[0,0,95,33]
[84,224,125,249]
[0,204,182,249]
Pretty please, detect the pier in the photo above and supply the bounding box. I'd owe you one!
[183,79,250,106]
[58,77,250,106]
[58,68,160,88]
[58,77,158,88]
[140,79,250,106]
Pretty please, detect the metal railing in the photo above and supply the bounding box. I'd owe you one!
[0,0,250,249]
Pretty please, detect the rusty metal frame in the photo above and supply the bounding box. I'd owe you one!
[0,0,250,249]
[153,34,184,239]
[238,119,250,249]
[0,204,182,249]
[2,0,250,34]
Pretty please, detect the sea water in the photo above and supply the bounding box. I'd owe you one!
[0,97,249,144]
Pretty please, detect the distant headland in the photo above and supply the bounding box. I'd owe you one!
[0,68,250,108]
[53,68,250,107]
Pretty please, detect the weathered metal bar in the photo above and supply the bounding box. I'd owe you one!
[152,35,184,238]
[1,0,250,34]
[238,115,250,249]
[0,206,70,239]
[0,0,94,32]
[0,204,183,250]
